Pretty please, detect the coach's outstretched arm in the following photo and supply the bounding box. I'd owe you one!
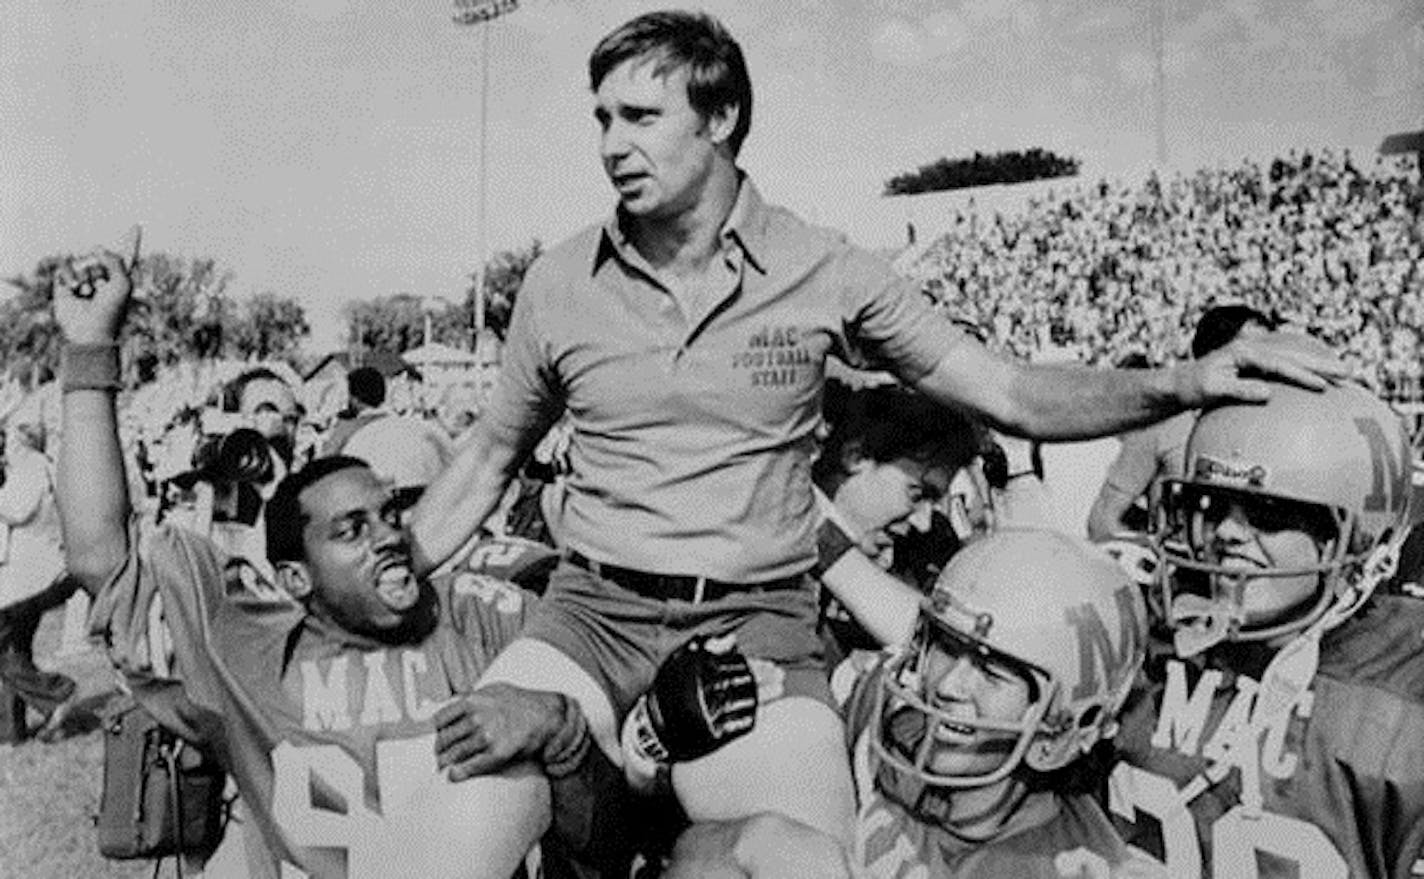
[913,334,1346,442]
[410,419,535,575]
[52,231,141,593]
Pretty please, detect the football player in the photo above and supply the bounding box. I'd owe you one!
[53,238,632,879]
[645,528,1152,877]
[1109,364,1424,877]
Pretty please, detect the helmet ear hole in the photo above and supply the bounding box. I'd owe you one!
[1077,704,1102,730]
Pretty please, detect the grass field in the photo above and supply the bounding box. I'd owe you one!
[0,608,154,879]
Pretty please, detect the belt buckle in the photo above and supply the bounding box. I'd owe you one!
[691,576,709,604]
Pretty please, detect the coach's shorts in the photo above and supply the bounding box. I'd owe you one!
[519,560,833,720]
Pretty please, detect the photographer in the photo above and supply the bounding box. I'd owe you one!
[162,422,279,572]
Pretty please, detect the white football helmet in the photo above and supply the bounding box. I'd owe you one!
[1154,378,1411,648]
[873,528,1147,789]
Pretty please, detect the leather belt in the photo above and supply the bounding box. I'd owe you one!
[566,551,805,604]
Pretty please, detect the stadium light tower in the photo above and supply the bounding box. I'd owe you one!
[452,0,519,339]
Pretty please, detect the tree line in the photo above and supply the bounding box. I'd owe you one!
[884,147,1079,196]
[0,242,540,388]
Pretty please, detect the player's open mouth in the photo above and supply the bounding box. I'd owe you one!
[376,563,418,611]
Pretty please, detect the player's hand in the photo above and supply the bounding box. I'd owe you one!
[433,682,566,781]
[1175,332,1348,406]
[52,225,142,345]
[624,632,763,767]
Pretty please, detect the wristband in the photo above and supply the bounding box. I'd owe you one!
[541,694,593,779]
[61,342,122,393]
[812,517,857,578]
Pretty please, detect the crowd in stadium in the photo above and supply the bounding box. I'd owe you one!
[4,7,1423,879]
[911,147,1424,400]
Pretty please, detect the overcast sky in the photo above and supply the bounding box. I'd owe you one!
[3,0,1421,348]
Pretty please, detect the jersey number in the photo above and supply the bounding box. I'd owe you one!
[272,736,435,879]
[1108,763,1347,878]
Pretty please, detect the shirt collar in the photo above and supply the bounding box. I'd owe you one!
[593,173,768,276]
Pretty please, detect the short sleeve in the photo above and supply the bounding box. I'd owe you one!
[482,258,565,450]
[836,246,967,383]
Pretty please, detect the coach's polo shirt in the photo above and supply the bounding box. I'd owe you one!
[486,177,966,583]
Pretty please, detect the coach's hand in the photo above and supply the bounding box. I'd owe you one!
[434,682,570,781]
[1175,331,1349,407]
[52,225,142,344]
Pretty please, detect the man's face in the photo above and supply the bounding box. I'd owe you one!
[1190,491,1327,625]
[920,629,1033,778]
[239,378,298,443]
[833,454,952,566]
[296,466,429,639]
[594,58,727,221]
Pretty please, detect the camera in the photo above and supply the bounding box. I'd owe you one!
[168,426,275,527]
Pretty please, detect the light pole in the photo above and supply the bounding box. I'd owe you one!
[452,0,519,342]
[1153,0,1170,168]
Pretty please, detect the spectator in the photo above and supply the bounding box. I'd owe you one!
[322,365,388,456]
[227,366,300,476]
[0,419,77,741]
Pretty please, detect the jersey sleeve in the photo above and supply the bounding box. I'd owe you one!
[441,568,536,663]
[87,518,299,742]
[450,534,561,595]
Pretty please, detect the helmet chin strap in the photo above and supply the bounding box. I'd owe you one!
[900,769,1031,845]
[1170,593,1236,658]
[1170,570,1246,658]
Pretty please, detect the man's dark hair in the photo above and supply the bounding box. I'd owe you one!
[223,367,289,413]
[346,366,386,409]
[813,381,983,491]
[1191,304,1278,359]
[265,456,369,563]
[589,10,753,156]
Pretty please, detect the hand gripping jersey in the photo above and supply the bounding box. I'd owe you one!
[842,664,1139,879]
[87,521,534,879]
[1109,596,1424,878]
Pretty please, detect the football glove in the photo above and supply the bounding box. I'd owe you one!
[622,633,759,771]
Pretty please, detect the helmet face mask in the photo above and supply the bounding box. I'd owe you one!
[1156,481,1348,651]
[1152,380,1410,654]
[875,604,1054,789]
[872,529,1146,793]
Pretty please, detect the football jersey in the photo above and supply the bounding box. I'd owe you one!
[445,532,562,596]
[88,520,533,879]
[843,663,1137,879]
[1109,595,1424,878]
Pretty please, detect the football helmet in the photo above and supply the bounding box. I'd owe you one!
[1155,377,1411,649]
[873,528,1147,788]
